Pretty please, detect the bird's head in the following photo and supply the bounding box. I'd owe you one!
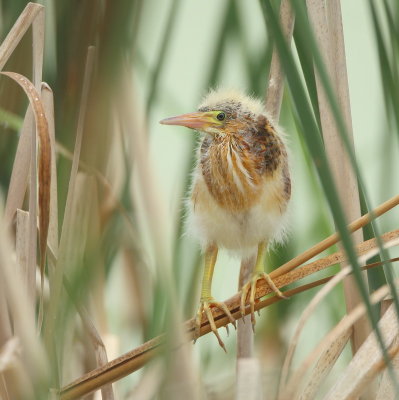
[160,88,266,141]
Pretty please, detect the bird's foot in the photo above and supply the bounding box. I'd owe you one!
[194,297,236,352]
[240,271,287,330]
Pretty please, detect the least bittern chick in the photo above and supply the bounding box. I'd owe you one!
[160,89,291,350]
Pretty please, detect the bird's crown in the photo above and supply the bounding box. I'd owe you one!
[198,88,265,117]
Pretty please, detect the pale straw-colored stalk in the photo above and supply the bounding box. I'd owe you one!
[43,46,95,356]
[237,0,295,367]
[324,303,399,400]
[306,0,369,356]
[15,210,34,327]
[0,3,46,333]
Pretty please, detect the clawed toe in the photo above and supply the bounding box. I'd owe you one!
[260,272,288,300]
[240,280,258,328]
[194,298,236,351]
[240,271,287,329]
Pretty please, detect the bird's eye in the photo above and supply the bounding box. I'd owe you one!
[216,112,226,121]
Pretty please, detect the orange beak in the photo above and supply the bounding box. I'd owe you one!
[159,112,217,130]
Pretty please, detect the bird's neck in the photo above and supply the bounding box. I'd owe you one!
[200,136,262,212]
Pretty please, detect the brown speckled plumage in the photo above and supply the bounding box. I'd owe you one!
[197,100,290,215]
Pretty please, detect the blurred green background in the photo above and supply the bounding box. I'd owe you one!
[0,0,398,398]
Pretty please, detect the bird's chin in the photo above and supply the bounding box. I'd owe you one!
[203,127,226,138]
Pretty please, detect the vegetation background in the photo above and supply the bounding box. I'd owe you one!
[0,0,398,399]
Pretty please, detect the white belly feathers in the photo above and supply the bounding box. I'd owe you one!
[187,172,288,255]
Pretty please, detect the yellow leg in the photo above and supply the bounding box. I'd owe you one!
[200,244,218,300]
[240,241,287,328]
[194,244,236,351]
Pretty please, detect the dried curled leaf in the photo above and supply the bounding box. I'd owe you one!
[0,72,51,304]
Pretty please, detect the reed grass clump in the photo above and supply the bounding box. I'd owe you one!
[0,1,398,399]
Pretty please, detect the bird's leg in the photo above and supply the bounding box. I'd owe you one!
[194,244,236,351]
[240,241,287,328]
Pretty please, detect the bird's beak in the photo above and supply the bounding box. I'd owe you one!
[159,112,218,130]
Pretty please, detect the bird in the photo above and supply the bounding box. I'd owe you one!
[160,88,291,350]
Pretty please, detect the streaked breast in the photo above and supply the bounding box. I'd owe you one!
[199,138,262,212]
